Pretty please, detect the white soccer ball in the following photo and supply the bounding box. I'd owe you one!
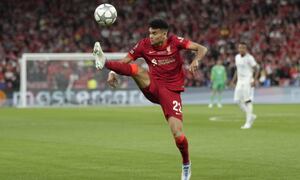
[94,4,117,26]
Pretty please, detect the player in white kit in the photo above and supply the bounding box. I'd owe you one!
[231,42,260,129]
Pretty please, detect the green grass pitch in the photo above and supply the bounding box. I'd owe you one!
[0,104,300,180]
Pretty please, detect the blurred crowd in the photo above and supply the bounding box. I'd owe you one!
[0,0,299,95]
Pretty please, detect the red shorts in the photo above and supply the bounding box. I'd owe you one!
[140,76,183,121]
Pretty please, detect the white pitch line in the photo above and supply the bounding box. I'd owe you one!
[209,113,300,122]
[209,116,243,122]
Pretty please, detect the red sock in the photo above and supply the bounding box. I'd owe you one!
[175,134,190,165]
[105,61,138,76]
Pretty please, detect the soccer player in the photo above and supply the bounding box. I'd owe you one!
[209,59,227,108]
[231,42,259,129]
[93,19,207,180]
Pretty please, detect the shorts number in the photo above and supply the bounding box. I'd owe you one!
[173,100,182,113]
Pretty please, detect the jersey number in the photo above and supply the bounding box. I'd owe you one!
[173,100,182,113]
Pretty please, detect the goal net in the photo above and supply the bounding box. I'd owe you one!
[17,53,148,107]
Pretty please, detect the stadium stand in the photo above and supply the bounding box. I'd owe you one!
[0,0,299,96]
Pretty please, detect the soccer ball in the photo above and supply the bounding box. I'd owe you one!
[94,4,117,26]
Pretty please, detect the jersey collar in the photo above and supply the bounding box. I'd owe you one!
[152,39,168,50]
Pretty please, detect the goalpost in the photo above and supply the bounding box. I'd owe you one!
[18,53,147,108]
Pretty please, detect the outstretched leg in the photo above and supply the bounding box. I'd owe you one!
[93,41,150,89]
[105,61,150,89]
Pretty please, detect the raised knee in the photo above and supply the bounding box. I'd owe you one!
[129,64,139,76]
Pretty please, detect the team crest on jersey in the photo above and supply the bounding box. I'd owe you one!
[151,59,158,66]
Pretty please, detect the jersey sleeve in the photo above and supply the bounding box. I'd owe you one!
[172,35,191,49]
[128,40,144,60]
[249,55,257,67]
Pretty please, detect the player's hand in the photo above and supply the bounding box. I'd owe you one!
[230,81,235,88]
[251,79,258,87]
[189,60,199,74]
[107,71,118,88]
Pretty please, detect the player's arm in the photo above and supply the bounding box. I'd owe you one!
[230,69,237,88]
[186,42,208,74]
[249,56,260,87]
[251,64,260,87]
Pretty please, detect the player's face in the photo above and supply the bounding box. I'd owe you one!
[238,44,247,55]
[149,28,167,46]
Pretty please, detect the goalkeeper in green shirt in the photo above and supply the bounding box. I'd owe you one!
[209,59,227,108]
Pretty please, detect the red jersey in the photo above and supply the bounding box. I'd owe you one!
[128,34,191,91]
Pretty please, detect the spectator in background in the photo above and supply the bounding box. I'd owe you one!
[0,0,299,95]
